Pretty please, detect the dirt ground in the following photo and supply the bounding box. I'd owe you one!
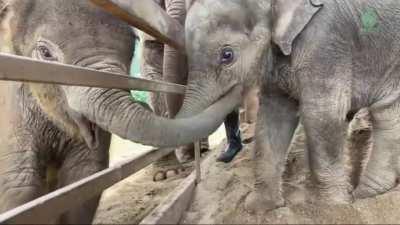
[93,126,226,224]
[181,141,400,224]
[93,124,400,224]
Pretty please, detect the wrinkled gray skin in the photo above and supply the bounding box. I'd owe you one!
[0,0,219,223]
[182,0,400,213]
[139,32,168,117]
[0,1,134,223]
[140,0,210,164]
[0,0,240,222]
[139,0,187,121]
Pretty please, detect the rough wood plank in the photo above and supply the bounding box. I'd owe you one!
[90,0,185,51]
[0,53,186,94]
[139,172,196,224]
[194,141,201,183]
[0,148,175,224]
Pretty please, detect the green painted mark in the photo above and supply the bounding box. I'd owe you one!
[361,8,378,33]
[130,39,149,104]
[130,40,141,76]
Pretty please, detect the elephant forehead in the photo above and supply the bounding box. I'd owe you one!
[28,0,133,35]
[186,0,248,31]
[28,1,134,45]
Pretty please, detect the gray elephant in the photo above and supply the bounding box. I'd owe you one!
[0,1,134,223]
[173,0,400,213]
[138,0,188,123]
[0,0,222,223]
[2,0,392,221]
[139,0,211,165]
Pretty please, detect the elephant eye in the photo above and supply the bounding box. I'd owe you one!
[37,45,57,61]
[220,47,235,65]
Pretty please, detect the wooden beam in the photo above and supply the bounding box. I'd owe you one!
[90,0,185,51]
[139,173,196,224]
[0,53,186,94]
[0,148,175,224]
[194,141,201,184]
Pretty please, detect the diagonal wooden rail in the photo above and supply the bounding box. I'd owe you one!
[0,147,176,224]
[0,53,186,94]
[90,0,185,51]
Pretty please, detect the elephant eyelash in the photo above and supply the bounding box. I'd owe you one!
[35,39,64,62]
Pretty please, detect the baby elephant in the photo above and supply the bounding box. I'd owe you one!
[177,0,400,212]
[0,1,137,223]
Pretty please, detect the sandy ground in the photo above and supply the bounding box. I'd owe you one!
[94,119,400,224]
[93,126,226,224]
[181,141,400,224]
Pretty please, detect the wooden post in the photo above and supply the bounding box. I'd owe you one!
[194,141,201,184]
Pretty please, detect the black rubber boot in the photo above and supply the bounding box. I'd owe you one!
[217,110,243,163]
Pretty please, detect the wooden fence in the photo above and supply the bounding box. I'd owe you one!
[0,52,201,224]
[0,1,200,222]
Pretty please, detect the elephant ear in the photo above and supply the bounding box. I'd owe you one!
[272,0,323,55]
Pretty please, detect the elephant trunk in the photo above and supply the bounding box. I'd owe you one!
[62,61,242,147]
[65,85,241,147]
[163,0,187,117]
[176,72,231,119]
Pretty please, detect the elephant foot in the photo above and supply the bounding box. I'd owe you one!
[153,152,191,182]
[175,138,209,163]
[153,166,189,182]
[352,185,379,200]
[315,184,353,205]
[353,175,397,199]
[244,190,284,214]
[175,144,195,163]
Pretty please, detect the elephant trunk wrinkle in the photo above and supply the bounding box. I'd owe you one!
[177,91,209,118]
[68,84,242,147]
[75,56,128,75]
[177,79,233,119]
[165,0,186,23]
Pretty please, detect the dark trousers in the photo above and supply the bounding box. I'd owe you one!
[224,109,241,147]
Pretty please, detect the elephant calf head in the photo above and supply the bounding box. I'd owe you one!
[1,0,136,148]
[178,0,322,117]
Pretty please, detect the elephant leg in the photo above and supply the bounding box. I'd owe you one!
[286,123,309,180]
[0,142,44,214]
[140,32,187,178]
[244,92,299,213]
[57,134,109,224]
[301,94,352,204]
[242,87,259,144]
[163,0,207,162]
[345,108,372,188]
[175,138,209,163]
[163,0,187,116]
[244,87,260,123]
[140,36,168,117]
[353,103,400,199]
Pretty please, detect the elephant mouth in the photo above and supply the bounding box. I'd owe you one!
[212,85,243,109]
[176,84,243,120]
